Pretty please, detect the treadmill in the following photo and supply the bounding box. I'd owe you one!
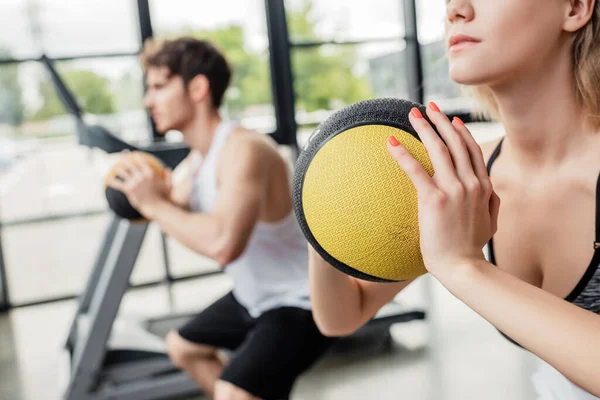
[41,55,427,400]
[41,55,199,400]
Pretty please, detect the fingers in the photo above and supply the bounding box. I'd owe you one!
[116,152,141,179]
[387,136,437,196]
[489,189,501,234]
[408,108,459,187]
[115,152,156,182]
[451,117,491,190]
[107,178,126,192]
[131,153,154,177]
[164,168,173,185]
[425,103,478,189]
[114,163,134,181]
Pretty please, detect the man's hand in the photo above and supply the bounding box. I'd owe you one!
[136,133,268,267]
[107,152,172,218]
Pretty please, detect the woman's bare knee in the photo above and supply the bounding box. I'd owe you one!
[214,380,262,400]
[165,329,217,369]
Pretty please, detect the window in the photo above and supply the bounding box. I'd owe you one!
[416,0,466,109]
[54,57,148,142]
[167,238,220,279]
[416,0,446,45]
[293,41,408,145]
[0,57,159,305]
[1,216,169,305]
[286,0,408,145]
[286,0,404,43]
[1,0,246,307]
[0,57,147,153]
[0,0,40,59]
[149,0,275,133]
[38,0,140,57]
[0,0,140,60]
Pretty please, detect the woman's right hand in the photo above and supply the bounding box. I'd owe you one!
[386,104,500,282]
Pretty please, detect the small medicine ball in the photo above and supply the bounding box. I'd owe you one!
[104,152,166,220]
[293,98,438,282]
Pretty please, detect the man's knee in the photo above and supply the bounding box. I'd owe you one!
[214,380,261,400]
[165,329,216,370]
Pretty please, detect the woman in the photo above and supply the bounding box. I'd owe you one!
[309,0,600,397]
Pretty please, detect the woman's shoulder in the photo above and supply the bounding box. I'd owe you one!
[479,137,505,166]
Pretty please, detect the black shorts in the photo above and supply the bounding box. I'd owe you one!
[178,292,336,400]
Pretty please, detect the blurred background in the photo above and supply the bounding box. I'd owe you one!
[0,1,533,400]
[0,0,471,309]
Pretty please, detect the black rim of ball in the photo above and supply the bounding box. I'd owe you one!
[293,115,425,283]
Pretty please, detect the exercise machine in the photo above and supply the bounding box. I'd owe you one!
[59,216,426,400]
[41,55,427,400]
[40,55,199,400]
[40,54,190,169]
[60,218,199,399]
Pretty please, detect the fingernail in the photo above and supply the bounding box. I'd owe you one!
[428,102,440,112]
[410,108,423,119]
[453,116,465,126]
[388,136,400,147]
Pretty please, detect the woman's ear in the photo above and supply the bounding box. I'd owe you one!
[563,0,595,32]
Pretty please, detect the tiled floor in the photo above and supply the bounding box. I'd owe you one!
[0,273,541,400]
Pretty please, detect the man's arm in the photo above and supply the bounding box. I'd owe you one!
[144,137,264,266]
[169,150,201,209]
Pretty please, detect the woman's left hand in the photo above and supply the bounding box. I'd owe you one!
[387,102,501,280]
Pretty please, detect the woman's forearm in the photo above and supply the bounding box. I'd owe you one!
[309,247,412,336]
[440,260,600,397]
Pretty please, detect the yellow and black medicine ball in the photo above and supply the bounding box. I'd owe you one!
[104,152,166,221]
[293,98,438,282]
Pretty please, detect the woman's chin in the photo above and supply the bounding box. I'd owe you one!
[449,65,494,87]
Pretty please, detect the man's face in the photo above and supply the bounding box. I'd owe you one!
[143,66,194,133]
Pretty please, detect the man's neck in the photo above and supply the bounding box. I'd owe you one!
[182,109,223,157]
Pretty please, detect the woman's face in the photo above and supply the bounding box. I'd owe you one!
[445,0,569,87]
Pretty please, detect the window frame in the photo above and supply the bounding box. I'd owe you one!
[0,0,486,310]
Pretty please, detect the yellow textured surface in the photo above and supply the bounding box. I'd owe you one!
[303,125,434,280]
[104,152,166,187]
[103,152,166,223]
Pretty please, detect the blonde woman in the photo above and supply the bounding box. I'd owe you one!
[309,0,600,397]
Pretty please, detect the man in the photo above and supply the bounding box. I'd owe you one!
[109,37,334,400]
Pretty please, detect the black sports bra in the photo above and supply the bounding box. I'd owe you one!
[486,138,600,347]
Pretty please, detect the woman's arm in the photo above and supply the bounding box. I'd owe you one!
[385,102,599,396]
[443,259,600,397]
[309,246,413,336]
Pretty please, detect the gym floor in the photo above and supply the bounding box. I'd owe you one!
[1,122,542,400]
[0,272,541,400]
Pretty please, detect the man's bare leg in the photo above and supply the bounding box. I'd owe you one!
[165,329,225,397]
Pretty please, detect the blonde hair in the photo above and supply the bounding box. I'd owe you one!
[470,4,600,126]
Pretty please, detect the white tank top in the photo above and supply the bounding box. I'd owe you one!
[532,358,599,400]
[190,120,312,317]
